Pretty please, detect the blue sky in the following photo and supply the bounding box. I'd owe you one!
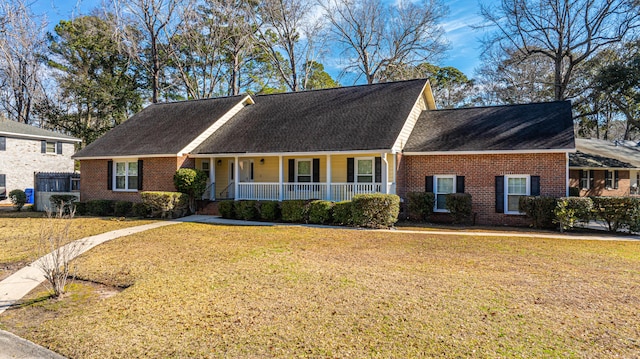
[31,0,490,79]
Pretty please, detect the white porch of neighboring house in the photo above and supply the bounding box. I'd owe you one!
[194,153,397,202]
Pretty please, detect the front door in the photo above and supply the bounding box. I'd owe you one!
[239,160,253,182]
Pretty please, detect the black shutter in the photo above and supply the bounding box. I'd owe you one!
[107,160,113,190]
[0,174,5,198]
[425,176,434,192]
[456,176,465,193]
[288,159,295,182]
[531,176,540,196]
[495,176,504,213]
[56,142,62,154]
[0,136,5,151]
[312,158,320,183]
[589,170,595,188]
[614,170,619,189]
[375,157,382,183]
[605,170,611,187]
[347,158,354,183]
[41,140,46,153]
[137,160,144,190]
[250,162,254,180]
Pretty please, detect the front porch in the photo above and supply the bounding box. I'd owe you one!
[194,153,397,202]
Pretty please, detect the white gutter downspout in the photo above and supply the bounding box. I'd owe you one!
[381,153,389,194]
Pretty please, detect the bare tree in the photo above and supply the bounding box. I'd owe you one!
[480,0,640,101]
[0,0,46,124]
[38,205,81,298]
[320,0,447,84]
[253,0,324,91]
[108,0,188,103]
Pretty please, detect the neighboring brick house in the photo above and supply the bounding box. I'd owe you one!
[569,139,640,197]
[74,79,575,225]
[0,119,81,203]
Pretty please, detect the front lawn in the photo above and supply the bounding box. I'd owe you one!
[2,223,640,357]
[0,214,155,280]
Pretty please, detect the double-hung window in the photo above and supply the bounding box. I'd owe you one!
[115,161,138,191]
[580,170,591,189]
[296,160,312,182]
[46,141,56,154]
[356,158,374,183]
[434,175,455,212]
[505,175,529,214]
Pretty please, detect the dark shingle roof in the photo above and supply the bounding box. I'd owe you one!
[73,95,247,158]
[193,79,427,154]
[404,101,575,152]
[0,119,80,142]
[569,138,640,168]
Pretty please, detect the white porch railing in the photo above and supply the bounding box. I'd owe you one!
[330,183,383,202]
[282,183,327,200]
[229,182,387,201]
[237,182,280,200]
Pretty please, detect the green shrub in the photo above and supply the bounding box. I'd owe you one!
[280,200,308,223]
[259,201,280,221]
[569,187,580,197]
[235,200,259,220]
[519,196,557,229]
[49,194,78,214]
[173,168,208,213]
[332,201,353,225]
[591,197,637,232]
[445,193,473,224]
[140,191,188,219]
[86,200,115,216]
[626,202,640,234]
[218,200,235,219]
[406,192,435,221]
[308,200,334,224]
[554,197,593,232]
[8,189,26,211]
[131,202,149,218]
[114,201,133,217]
[74,202,87,216]
[351,194,400,228]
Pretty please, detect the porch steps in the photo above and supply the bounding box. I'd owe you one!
[197,201,220,216]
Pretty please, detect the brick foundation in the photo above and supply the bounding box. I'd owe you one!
[79,156,194,202]
[398,153,568,226]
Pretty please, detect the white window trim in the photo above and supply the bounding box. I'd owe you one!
[296,159,313,183]
[434,175,456,213]
[580,170,591,190]
[355,157,375,183]
[504,174,530,215]
[45,141,57,155]
[113,159,139,192]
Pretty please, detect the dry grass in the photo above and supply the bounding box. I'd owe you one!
[2,223,640,358]
[0,215,155,280]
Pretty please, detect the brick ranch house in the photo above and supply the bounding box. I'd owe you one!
[73,79,575,225]
[569,138,640,197]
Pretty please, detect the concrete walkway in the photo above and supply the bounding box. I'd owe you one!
[0,215,638,357]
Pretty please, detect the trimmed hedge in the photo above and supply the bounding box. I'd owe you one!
[259,201,280,221]
[591,197,640,232]
[114,201,133,217]
[569,187,580,197]
[235,200,259,220]
[74,202,87,216]
[86,200,115,216]
[351,194,400,228]
[445,193,472,224]
[554,197,593,232]
[140,191,188,219]
[308,200,333,224]
[8,189,26,211]
[332,201,353,225]
[519,196,557,229]
[406,192,434,221]
[218,200,235,219]
[281,200,308,223]
[132,202,150,218]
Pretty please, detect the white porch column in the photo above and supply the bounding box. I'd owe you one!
[381,153,388,194]
[209,157,215,200]
[326,154,332,201]
[234,156,239,200]
[278,155,284,201]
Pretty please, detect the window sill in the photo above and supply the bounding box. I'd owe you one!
[433,209,450,213]
[112,189,138,193]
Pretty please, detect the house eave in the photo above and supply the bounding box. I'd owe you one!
[73,153,179,160]
[0,131,82,143]
[402,148,576,156]
[189,149,395,158]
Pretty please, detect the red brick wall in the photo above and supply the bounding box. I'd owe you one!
[569,169,631,196]
[398,153,568,226]
[80,157,195,202]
